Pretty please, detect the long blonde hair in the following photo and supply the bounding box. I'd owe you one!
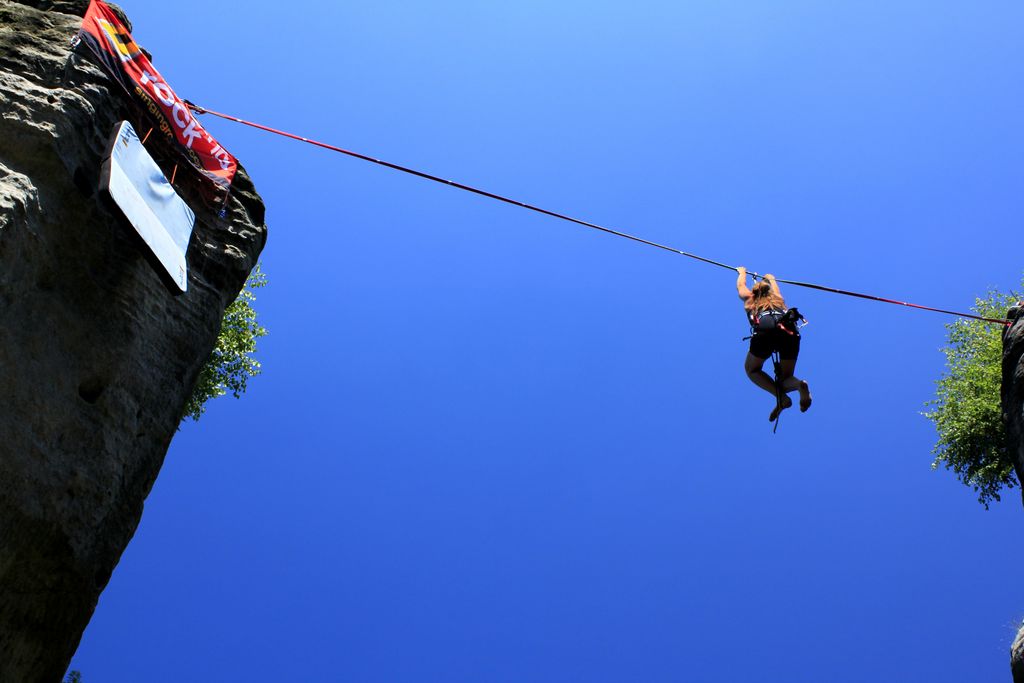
[745,280,786,314]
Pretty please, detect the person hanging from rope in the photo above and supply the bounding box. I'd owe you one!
[736,266,813,421]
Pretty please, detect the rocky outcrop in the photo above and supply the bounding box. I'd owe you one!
[1013,624,1024,683]
[0,1,267,681]
[1003,307,1024,682]
[1002,305,1024,510]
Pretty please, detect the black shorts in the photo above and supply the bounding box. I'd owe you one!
[749,330,800,361]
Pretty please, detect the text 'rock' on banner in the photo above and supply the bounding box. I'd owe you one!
[78,0,237,190]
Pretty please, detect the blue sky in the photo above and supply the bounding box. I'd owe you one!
[70,1,1024,681]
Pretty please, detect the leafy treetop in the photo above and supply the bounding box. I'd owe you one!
[183,264,268,422]
[925,283,1019,507]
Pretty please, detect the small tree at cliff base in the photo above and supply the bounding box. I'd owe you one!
[924,284,1019,507]
[184,264,268,421]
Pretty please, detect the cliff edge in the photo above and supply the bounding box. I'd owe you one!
[0,1,267,681]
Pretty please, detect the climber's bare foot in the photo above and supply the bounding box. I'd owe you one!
[769,394,793,421]
[799,381,812,412]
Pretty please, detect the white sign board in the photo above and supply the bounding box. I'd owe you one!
[100,120,195,293]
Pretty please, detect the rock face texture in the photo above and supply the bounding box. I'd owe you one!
[1003,307,1024,682]
[0,2,266,681]
[1003,306,1024,510]
[1013,624,1024,683]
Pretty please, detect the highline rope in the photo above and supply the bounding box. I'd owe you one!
[185,101,1011,327]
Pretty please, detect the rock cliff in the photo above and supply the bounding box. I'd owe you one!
[1003,307,1024,682]
[1014,625,1024,683]
[1002,307,1024,509]
[0,1,267,681]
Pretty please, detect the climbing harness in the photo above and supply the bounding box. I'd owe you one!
[749,307,805,336]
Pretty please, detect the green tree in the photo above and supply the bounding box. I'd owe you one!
[184,264,268,421]
[924,285,1019,507]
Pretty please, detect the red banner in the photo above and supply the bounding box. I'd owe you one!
[78,0,237,190]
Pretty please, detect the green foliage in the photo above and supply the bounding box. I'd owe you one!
[184,264,268,421]
[63,672,82,683]
[924,285,1019,507]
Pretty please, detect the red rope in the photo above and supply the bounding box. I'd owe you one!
[184,101,725,264]
[186,101,1011,327]
[771,279,1009,325]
